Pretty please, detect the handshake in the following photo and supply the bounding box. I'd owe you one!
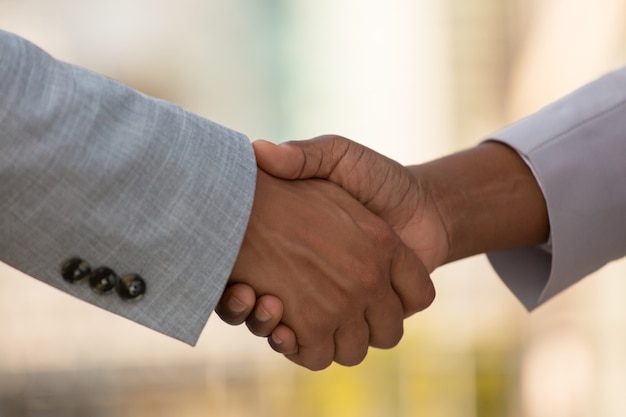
[215,135,548,371]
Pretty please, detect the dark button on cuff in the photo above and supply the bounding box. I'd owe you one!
[61,257,91,283]
[60,257,146,302]
[116,274,146,301]
[89,267,119,294]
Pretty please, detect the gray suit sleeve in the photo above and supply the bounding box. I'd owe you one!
[486,67,626,310]
[0,30,257,345]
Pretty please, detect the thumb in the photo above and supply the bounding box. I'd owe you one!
[254,136,409,216]
[253,135,350,180]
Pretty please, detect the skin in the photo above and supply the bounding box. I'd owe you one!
[221,168,434,370]
[217,135,549,363]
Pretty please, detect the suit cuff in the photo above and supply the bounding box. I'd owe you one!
[485,67,626,309]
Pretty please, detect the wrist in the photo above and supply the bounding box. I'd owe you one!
[415,142,549,265]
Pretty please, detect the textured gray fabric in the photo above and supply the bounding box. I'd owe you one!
[0,31,257,345]
[487,67,626,310]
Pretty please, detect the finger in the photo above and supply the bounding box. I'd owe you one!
[268,324,298,355]
[254,137,408,217]
[215,283,256,326]
[253,140,306,179]
[283,325,336,371]
[253,136,348,180]
[332,321,370,366]
[390,239,436,317]
[364,287,406,349]
[245,295,285,337]
[284,342,335,371]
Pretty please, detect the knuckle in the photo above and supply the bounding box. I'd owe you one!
[325,134,351,155]
[294,350,333,371]
[305,307,338,333]
[353,262,387,298]
[364,217,395,246]
[336,350,367,367]
[414,280,436,314]
[401,277,436,316]
[312,358,334,371]
[371,326,404,350]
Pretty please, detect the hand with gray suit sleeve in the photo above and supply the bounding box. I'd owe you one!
[0,30,435,370]
[222,67,626,355]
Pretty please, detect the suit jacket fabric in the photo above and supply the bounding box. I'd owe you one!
[0,31,256,345]
[488,67,626,310]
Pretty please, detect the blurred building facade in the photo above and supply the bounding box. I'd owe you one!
[1,1,626,416]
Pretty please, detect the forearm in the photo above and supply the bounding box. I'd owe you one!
[409,141,549,265]
[0,30,256,344]
[487,66,626,309]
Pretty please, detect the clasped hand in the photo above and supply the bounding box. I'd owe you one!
[216,135,446,370]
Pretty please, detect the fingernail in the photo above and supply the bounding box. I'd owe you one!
[227,296,247,313]
[255,306,272,322]
[271,333,283,345]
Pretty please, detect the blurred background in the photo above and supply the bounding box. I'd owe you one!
[1,0,626,416]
